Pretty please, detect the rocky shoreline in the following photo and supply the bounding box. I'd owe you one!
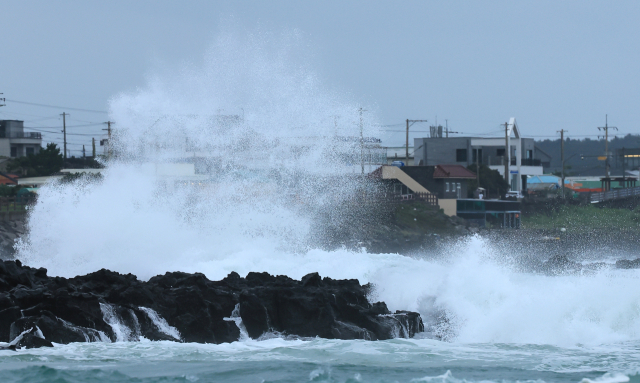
[0,219,26,260]
[0,260,423,350]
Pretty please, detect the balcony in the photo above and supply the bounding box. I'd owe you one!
[521,159,541,166]
[0,132,42,139]
[485,156,541,166]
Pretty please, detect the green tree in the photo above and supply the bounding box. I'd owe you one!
[7,143,63,177]
[466,164,510,199]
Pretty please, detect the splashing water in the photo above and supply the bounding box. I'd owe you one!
[14,27,640,350]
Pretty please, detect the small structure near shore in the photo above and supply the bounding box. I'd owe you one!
[456,199,521,228]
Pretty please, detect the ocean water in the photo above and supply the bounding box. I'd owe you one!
[9,26,640,382]
[7,245,640,382]
[2,336,640,382]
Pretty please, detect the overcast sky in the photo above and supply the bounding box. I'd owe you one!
[1,0,639,154]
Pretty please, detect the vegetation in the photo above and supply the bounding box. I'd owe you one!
[59,172,104,184]
[466,164,510,199]
[0,185,24,197]
[536,133,640,173]
[63,156,104,169]
[522,203,640,232]
[6,143,63,177]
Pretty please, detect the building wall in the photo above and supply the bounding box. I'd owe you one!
[0,120,24,137]
[0,121,42,158]
[521,138,535,160]
[414,137,471,166]
[0,140,10,158]
[438,199,457,216]
[399,166,471,199]
[440,178,469,199]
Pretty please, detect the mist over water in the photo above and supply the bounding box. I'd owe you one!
[15,27,640,348]
[19,28,379,277]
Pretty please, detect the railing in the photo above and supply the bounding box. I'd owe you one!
[390,192,438,206]
[590,186,640,203]
[485,156,541,166]
[0,132,42,139]
[0,197,29,212]
[521,159,542,166]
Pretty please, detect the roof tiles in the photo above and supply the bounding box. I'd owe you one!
[432,165,476,179]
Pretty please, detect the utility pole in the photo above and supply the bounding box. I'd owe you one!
[103,121,115,158]
[61,112,69,160]
[598,114,617,187]
[622,147,626,186]
[359,108,364,175]
[558,129,567,198]
[504,122,510,188]
[92,137,96,157]
[406,119,428,164]
[476,147,480,193]
[82,145,86,168]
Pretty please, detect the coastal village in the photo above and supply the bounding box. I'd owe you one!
[0,114,638,256]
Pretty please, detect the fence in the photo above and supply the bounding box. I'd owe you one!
[389,192,439,206]
[589,186,640,203]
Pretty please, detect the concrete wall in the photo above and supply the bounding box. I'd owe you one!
[0,140,11,158]
[0,120,24,136]
[490,165,543,177]
[438,198,457,216]
[521,138,535,160]
[414,137,471,166]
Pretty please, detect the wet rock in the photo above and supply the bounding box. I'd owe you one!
[542,254,582,274]
[0,344,16,351]
[0,259,424,348]
[14,333,53,349]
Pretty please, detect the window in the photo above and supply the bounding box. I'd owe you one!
[10,147,17,158]
[456,149,467,162]
[26,147,34,156]
[446,182,449,192]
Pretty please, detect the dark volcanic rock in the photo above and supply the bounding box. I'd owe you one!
[0,260,423,348]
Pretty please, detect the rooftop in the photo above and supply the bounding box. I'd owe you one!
[432,164,477,179]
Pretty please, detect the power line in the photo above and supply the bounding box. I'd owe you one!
[5,99,108,114]
[26,128,103,136]
[27,123,104,129]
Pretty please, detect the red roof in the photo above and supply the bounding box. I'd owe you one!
[0,174,19,185]
[432,165,476,179]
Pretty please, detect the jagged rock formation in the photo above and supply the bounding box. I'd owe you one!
[0,260,423,349]
[0,219,26,260]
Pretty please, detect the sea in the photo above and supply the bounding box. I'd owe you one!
[4,27,640,382]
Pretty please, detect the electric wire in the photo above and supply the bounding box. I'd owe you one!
[5,99,108,114]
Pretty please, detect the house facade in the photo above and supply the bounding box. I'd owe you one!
[0,120,42,158]
[371,164,476,216]
[401,165,476,199]
[413,118,545,194]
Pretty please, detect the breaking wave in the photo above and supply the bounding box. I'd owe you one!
[15,25,640,347]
